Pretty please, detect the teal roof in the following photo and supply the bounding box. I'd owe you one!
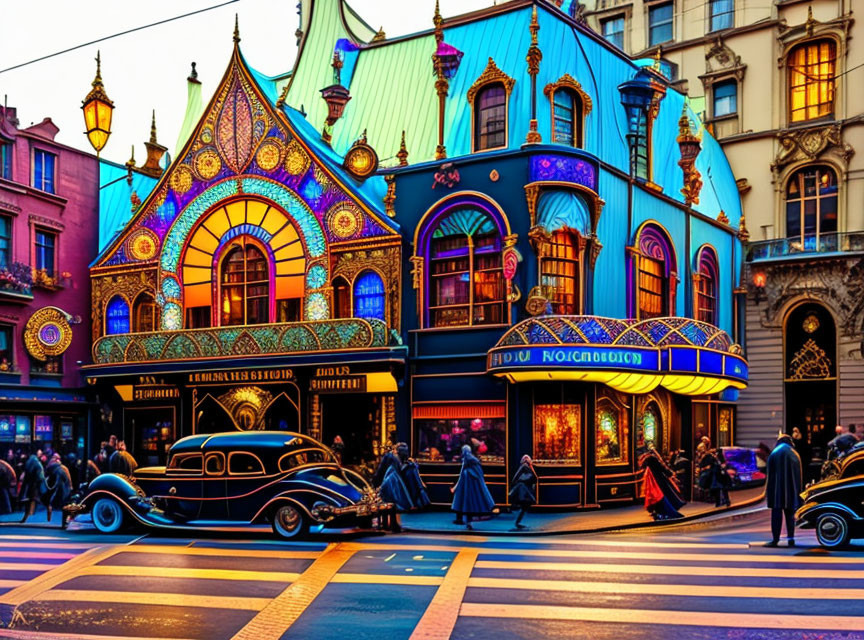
[98,160,158,254]
[282,0,741,227]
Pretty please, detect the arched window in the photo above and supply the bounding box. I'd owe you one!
[474,83,507,151]
[219,238,269,326]
[788,39,836,123]
[105,296,130,335]
[332,276,350,319]
[552,89,583,147]
[424,205,505,328]
[785,165,838,246]
[634,224,675,319]
[596,392,629,466]
[639,401,663,451]
[541,230,580,314]
[353,270,385,321]
[132,292,156,333]
[694,246,719,325]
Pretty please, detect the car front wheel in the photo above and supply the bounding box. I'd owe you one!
[815,512,851,548]
[91,497,125,534]
[272,503,308,540]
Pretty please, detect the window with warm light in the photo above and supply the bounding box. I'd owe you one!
[640,406,659,448]
[635,225,674,319]
[413,403,506,463]
[32,150,55,194]
[601,15,625,49]
[35,230,56,277]
[785,165,838,246]
[788,39,836,123]
[596,393,629,465]
[533,384,582,465]
[695,247,719,325]
[540,230,580,314]
[475,83,507,151]
[333,277,351,319]
[132,292,156,333]
[708,0,733,32]
[220,239,269,326]
[648,2,674,47]
[105,296,130,335]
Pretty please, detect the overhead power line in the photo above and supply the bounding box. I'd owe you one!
[0,0,240,76]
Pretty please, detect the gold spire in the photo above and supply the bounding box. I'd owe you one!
[233,14,240,45]
[433,0,444,44]
[737,212,750,243]
[397,130,409,166]
[149,110,158,145]
[529,5,539,46]
[125,145,136,170]
[83,50,113,107]
[372,26,386,42]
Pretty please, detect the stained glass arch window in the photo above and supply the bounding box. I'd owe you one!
[596,392,629,466]
[353,270,386,321]
[694,246,719,325]
[633,223,676,319]
[106,296,130,335]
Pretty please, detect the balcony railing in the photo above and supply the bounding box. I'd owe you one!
[747,232,864,262]
[92,318,391,365]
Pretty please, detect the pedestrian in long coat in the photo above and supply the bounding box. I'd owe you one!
[699,448,732,507]
[766,434,802,547]
[108,442,138,476]
[19,454,47,523]
[372,445,400,488]
[509,455,537,530]
[0,458,15,515]
[396,443,430,510]
[640,449,685,521]
[44,454,72,524]
[451,445,495,530]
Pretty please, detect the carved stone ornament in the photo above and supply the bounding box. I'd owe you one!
[705,36,742,74]
[543,74,593,115]
[333,247,401,330]
[771,124,854,173]
[467,58,516,105]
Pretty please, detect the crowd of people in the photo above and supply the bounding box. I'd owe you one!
[0,434,136,525]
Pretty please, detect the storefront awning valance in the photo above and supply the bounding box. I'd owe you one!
[487,316,747,396]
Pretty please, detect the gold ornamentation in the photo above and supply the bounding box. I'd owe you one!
[169,165,194,194]
[524,183,541,227]
[397,131,409,167]
[384,175,396,218]
[344,135,379,180]
[333,247,402,329]
[543,74,593,115]
[127,229,160,261]
[717,210,730,225]
[327,203,363,239]
[467,58,515,104]
[677,107,703,206]
[803,313,821,334]
[737,213,750,243]
[525,285,553,316]
[24,307,73,361]
[91,271,155,341]
[201,126,214,145]
[490,169,499,182]
[194,149,222,180]
[256,139,283,172]
[788,338,832,380]
[217,386,273,430]
[284,140,310,176]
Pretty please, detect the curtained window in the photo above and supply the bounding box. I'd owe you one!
[788,39,836,123]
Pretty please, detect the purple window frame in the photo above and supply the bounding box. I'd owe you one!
[627,223,676,319]
[695,246,719,325]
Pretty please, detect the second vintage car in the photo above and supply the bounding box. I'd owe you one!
[66,431,391,539]
[796,448,864,548]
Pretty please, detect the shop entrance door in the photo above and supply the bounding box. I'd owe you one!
[126,408,175,467]
[320,394,378,467]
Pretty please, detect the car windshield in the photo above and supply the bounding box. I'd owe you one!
[841,458,864,478]
[167,453,202,473]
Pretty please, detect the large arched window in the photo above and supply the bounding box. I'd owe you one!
[422,204,506,328]
[105,296,130,335]
[785,165,838,246]
[474,83,507,151]
[354,270,385,321]
[219,238,269,326]
[694,246,719,325]
[634,224,675,319]
[332,276,350,319]
[788,39,836,123]
[596,391,629,466]
[541,230,580,314]
[132,292,156,333]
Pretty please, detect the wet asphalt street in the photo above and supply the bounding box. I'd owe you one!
[0,509,862,640]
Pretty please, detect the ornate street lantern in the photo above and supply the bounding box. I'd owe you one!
[676,106,703,205]
[320,51,351,145]
[433,41,463,80]
[81,51,114,155]
[618,72,655,137]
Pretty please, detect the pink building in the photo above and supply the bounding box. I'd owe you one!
[0,104,99,457]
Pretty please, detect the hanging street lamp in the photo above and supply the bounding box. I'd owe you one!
[81,51,114,155]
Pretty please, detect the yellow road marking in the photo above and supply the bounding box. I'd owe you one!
[0,551,77,560]
[0,630,195,640]
[35,589,269,611]
[117,544,319,560]
[487,538,750,550]
[0,579,25,588]
[79,565,302,583]
[475,559,864,580]
[459,602,864,631]
[467,576,864,600]
[410,550,478,640]
[0,545,126,606]
[231,542,355,640]
[332,573,445,586]
[0,541,98,550]
[0,563,59,572]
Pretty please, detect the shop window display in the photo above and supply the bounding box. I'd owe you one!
[534,404,581,464]
[414,403,505,463]
[596,393,629,465]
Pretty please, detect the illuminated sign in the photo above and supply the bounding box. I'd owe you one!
[133,386,180,401]
[188,369,295,384]
[488,346,659,372]
[310,375,367,394]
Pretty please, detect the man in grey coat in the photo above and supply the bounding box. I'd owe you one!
[765,434,803,547]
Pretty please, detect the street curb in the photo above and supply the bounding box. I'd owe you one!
[400,492,766,537]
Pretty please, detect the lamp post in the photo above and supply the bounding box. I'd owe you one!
[618,71,656,179]
[431,0,462,160]
[81,51,114,156]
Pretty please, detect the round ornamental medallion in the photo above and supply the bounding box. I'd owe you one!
[327,204,362,239]
[24,307,73,361]
[343,143,378,180]
[284,141,310,176]
[201,126,214,145]
[256,139,283,172]
[127,229,160,261]
[169,165,194,194]
[803,313,820,334]
[194,149,222,181]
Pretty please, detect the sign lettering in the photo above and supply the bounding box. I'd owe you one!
[133,386,180,401]
[187,369,295,384]
[310,375,367,394]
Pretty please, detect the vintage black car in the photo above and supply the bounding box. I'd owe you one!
[796,449,864,548]
[67,431,391,539]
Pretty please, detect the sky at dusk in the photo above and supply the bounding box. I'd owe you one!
[0,0,492,170]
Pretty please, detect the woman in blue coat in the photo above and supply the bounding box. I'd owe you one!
[451,444,495,530]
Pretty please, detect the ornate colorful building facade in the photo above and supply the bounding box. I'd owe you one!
[87,0,748,507]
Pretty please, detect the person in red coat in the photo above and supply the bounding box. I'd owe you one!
[640,448,686,521]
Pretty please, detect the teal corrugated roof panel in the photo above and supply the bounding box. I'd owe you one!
[97,160,158,255]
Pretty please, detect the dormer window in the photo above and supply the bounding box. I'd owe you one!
[467,58,515,153]
[545,75,592,148]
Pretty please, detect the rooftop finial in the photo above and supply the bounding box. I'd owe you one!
[397,130,409,166]
[150,110,158,145]
[433,0,444,44]
[233,14,240,45]
[331,50,343,85]
[188,61,199,83]
[95,50,102,83]
[125,145,136,170]
[529,5,539,46]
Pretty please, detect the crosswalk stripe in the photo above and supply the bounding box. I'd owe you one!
[0,535,68,541]
[466,576,864,600]
[478,548,862,565]
[0,551,77,560]
[0,541,97,550]
[231,543,356,640]
[0,630,195,640]
[78,565,302,583]
[410,550,478,640]
[119,544,320,560]
[475,559,864,580]
[0,562,63,572]
[332,573,444,587]
[0,579,26,589]
[477,538,750,550]
[34,589,270,611]
[459,602,864,631]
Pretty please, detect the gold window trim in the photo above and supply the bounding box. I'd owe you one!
[544,74,592,147]
[467,58,515,154]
